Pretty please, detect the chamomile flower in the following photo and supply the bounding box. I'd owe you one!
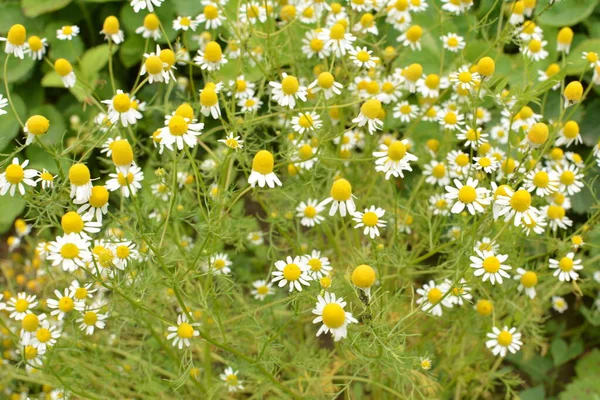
[24,35,47,60]
[77,307,108,335]
[56,25,80,40]
[519,21,543,41]
[417,74,448,98]
[450,66,480,91]
[555,120,583,147]
[523,169,558,196]
[424,161,450,186]
[112,241,138,270]
[308,72,343,99]
[513,268,538,299]
[158,115,204,151]
[429,193,450,216]
[320,178,357,217]
[441,33,465,52]
[522,39,549,62]
[486,326,522,357]
[300,251,331,280]
[1,24,27,58]
[445,178,491,215]
[136,13,161,40]
[319,23,356,57]
[473,156,499,174]
[352,99,384,134]
[549,252,582,282]
[100,16,124,44]
[398,25,423,51]
[552,296,568,313]
[445,279,473,306]
[555,164,584,195]
[19,313,45,344]
[240,2,267,24]
[271,256,311,292]
[23,114,50,145]
[270,73,307,109]
[556,27,573,54]
[394,101,419,123]
[457,127,488,149]
[416,280,452,317]
[166,314,200,349]
[251,280,274,301]
[20,344,45,367]
[194,41,228,71]
[296,199,326,227]
[301,30,330,59]
[352,206,387,239]
[248,150,282,188]
[205,252,232,275]
[239,97,262,112]
[228,75,256,99]
[420,358,432,370]
[247,231,264,246]
[69,280,97,304]
[0,158,38,196]
[291,112,322,134]
[293,142,318,170]
[438,108,465,131]
[6,292,38,320]
[221,367,244,392]
[218,133,243,150]
[131,0,164,13]
[312,292,358,341]
[47,289,77,321]
[60,211,101,240]
[197,4,225,29]
[173,16,198,31]
[470,249,512,285]
[54,58,77,88]
[490,125,510,144]
[140,47,169,83]
[101,90,142,127]
[47,233,92,272]
[494,188,539,227]
[538,63,561,90]
[349,46,379,68]
[105,164,144,198]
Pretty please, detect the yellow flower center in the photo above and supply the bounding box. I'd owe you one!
[58,296,74,312]
[113,93,131,113]
[360,99,382,120]
[520,271,538,288]
[329,23,345,40]
[145,56,164,75]
[88,186,109,209]
[7,24,26,45]
[478,157,492,168]
[180,17,191,26]
[160,49,176,68]
[116,245,130,259]
[5,164,24,184]
[282,263,301,281]
[204,5,219,18]
[83,311,97,325]
[298,144,313,160]
[62,26,73,35]
[40,171,54,182]
[117,172,134,186]
[564,82,583,102]
[562,121,579,139]
[447,37,458,47]
[351,264,375,288]
[403,63,423,81]
[356,50,371,62]
[257,285,269,295]
[310,38,324,51]
[304,206,317,218]
[387,141,407,161]
[36,328,51,343]
[27,36,43,51]
[458,71,472,83]
[22,314,39,332]
[60,243,79,259]
[497,331,512,346]
[427,287,442,304]
[482,256,500,273]
[15,298,29,313]
[281,75,300,95]
[458,186,476,203]
[405,25,422,43]
[322,303,345,328]
[54,58,73,77]
[103,16,120,35]
[144,13,160,30]
[432,163,446,178]
[476,299,493,316]
[532,171,549,188]
[510,189,531,212]
[308,258,322,271]
[26,115,50,136]
[252,150,274,174]
[362,212,378,227]
[559,257,573,271]
[203,41,222,62]
[61,211,84,234]
[25,345,38,360]
[560,171,575,185]
[557,27,573,45]
[444,112,457,125]
[168,115,189,136]
[75,288,88,300]
[330,178,352,201]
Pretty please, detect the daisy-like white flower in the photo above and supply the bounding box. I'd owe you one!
[552,296,568,313]
[308,72,343,99]
[519,21,543,41]
[47,233,92,272]
[393,101,419,123]
[130,0,164,13]
[494,188,539,227]
[457,127,488,149]
[100,16,124,44]
[490,124,510,144]
[101,90,142,127]
[238,96,262,112]
[429,193,450,216]
[470,249,511,285]
[77,306,109,335]
[158,114,204,151]
[513,268,538,299]
[538,63,561,90]
[523,169,558,196]
[28,317,61,352]
[352,206,387,239]
[20,344,45,367]
[105,164,144,198]
[140,46,169,84]
[14,218,31,237]
[303,250,333,280]
[582,51,600,68]
[218,133,243,150]
[420,357,432,370]
[205,252,232,275]
[549,252,582,282]
[271,256,311,292]
[424,161,450,186]
[438,108,465,131]
[166,314,200,349]
[1,24,27,58]
[77,186,110,222]
[417,74,449,99]
[293,142,318,170]
[450,66,480,91]
[556,27,573,54]
[445,278,473,306]
[445,178,490,215]
[173,16,198,31]
[60,211,102,240]
[220,367,244,393]
[542,204,572,232]
[24,35,47,60]
[320,178,357,217]
[69,280,97,305]
[296,199,326,227]
[352,99,384,134]
[198,82,223,119]
[112,241,138,270]
[228,75,255,99]
[194,41,228,71]
[269,73,307,109]
[291,111,322,134]
[0,158,37,196]
[54,58,77,88]
[349,46,379,68]
[555,120,583,147]
[47,289,77,321]
[473,155,499,174]
[312,292,358,341]
[486,326,522,357]
[556,164,584,195]
[5,292,38,320]
[239,2,267,25]
[248,150,282,188]
[522,39,549,62]
[19,312,45,344]
[198,4,225,29]
[416,280,452,317]
[319,23,356,57]
[56,25,80,40]
[247,231,264,246]
[135,13,161,40]
[251,280,274,301]
[301,30,331,59]
[23,114,50,145]
[398,25,423,51]
[441,33,465,52]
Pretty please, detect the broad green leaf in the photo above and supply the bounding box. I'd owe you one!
[551,338,568,366]
[119,35,145,68]
[0,195,26,234]
[519,385,545,400]
[575,348,600,377]
[21,0,72,17]
[538,0,600,27]
[80,44,116,79]
[565,39,600,76]
[0,93,26,152]
[0,53,36,84]
[173,0,203,16]
[0,3,26,33]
